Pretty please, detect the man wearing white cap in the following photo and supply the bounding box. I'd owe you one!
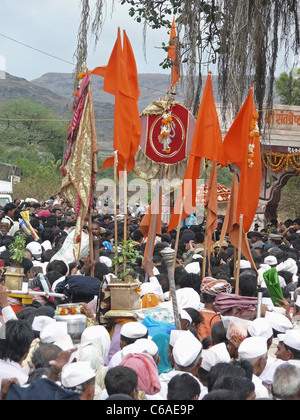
[282,330,300,367]
[264,255,278,267]
[180,310,192,330]
[107,322,148,369]
[121,338,159,365]
[40,321,69,345]
[238,336,269,399]
[0,218,11,238]
[157,330,207,400]
[248,317,285,389]
[264,311,293,359]
[32,316,56,333]
[25,241,46,273]
[61,361,96,400]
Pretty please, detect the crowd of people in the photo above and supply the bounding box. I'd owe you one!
[1,193,300,401]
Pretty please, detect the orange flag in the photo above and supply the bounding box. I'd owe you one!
[139,191,162,259]
[223,85,261,233]
[168,72,224,232]
[219,171,256,269]
[92,28,141,175]
[167,16,180,93]
[205,161,218,252]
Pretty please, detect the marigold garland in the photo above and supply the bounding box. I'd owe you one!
[158,108,174,154]
[248,112,260,169]
[263,152,300,172]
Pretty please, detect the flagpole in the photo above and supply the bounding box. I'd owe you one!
[202,233,208,279]
[143,167,164,283]
[114,151,118,277]
[234,247,237,278]
[123,162,128,274]
[172,197,184,273]
[89,212,95,277]
[236,214,244,295]
[148,166,164,260]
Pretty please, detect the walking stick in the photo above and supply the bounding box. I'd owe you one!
[161,247,181,330]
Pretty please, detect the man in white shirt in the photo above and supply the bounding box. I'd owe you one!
[157,330,208,400]
[238,336,270,399]
[2,203,19,237]
[0,319,34,391]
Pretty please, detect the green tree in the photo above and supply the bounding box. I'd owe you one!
[0,99,66,161]
[76,0,299,118]
[12,159,62,203]
[275,70,300,106]
[278,176,300,220]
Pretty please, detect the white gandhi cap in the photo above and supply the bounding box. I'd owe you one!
[238,336,268,359]
[120,322,148,339]
[173,331,202,367]
[247,318,273,339]
[61,361,96,388]
[40,321,68,344]
[283,330,300,351]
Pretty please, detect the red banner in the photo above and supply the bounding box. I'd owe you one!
[140,104,195,165]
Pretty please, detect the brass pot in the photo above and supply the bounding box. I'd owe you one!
[108,281,141,311]
[5,266,24,291]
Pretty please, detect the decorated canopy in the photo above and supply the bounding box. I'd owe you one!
[196,183,231,205]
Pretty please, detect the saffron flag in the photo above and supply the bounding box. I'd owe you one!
[60,72,98,262]
[223,85,261,233]
[167,16,180,93]
[92,28,141,175]
[139,190,162,259]
[218,171,256,269]
[168,72,224,232]
[204,161,218,252]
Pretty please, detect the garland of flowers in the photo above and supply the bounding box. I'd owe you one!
[263,152,300,172]
[158,105,174,154]
[248,112,260,168]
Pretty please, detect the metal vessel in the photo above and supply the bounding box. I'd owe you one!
[54,304,87,343]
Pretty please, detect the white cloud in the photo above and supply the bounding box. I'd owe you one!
[0,0,170,81]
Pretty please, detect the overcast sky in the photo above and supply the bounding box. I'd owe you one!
[0,0,172,81]
[0,0,296,83]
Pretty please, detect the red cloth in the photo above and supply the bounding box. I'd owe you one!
[214,293,257,313]
[168,73,225,232]
[93,29,141,175]
[205,161,218,251]
[218,171,256,269]
[139,191,162,259]
[167,16,180,92]
[222,86,262,232]
[120,353,161,395]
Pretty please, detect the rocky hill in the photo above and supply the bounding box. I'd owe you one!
[30,72,186,111]
[0,72,280,158]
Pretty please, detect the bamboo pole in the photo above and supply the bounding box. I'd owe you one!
[235,214,244,296]
[202,233,208,279]
[123,162,128,274]
[89,213,95,277]
[114,151,118,277]
[233,247,237,279]
[147,167,164,261]
[172,197,184,273]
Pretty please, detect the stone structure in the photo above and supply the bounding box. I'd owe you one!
[257,104,300,226]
